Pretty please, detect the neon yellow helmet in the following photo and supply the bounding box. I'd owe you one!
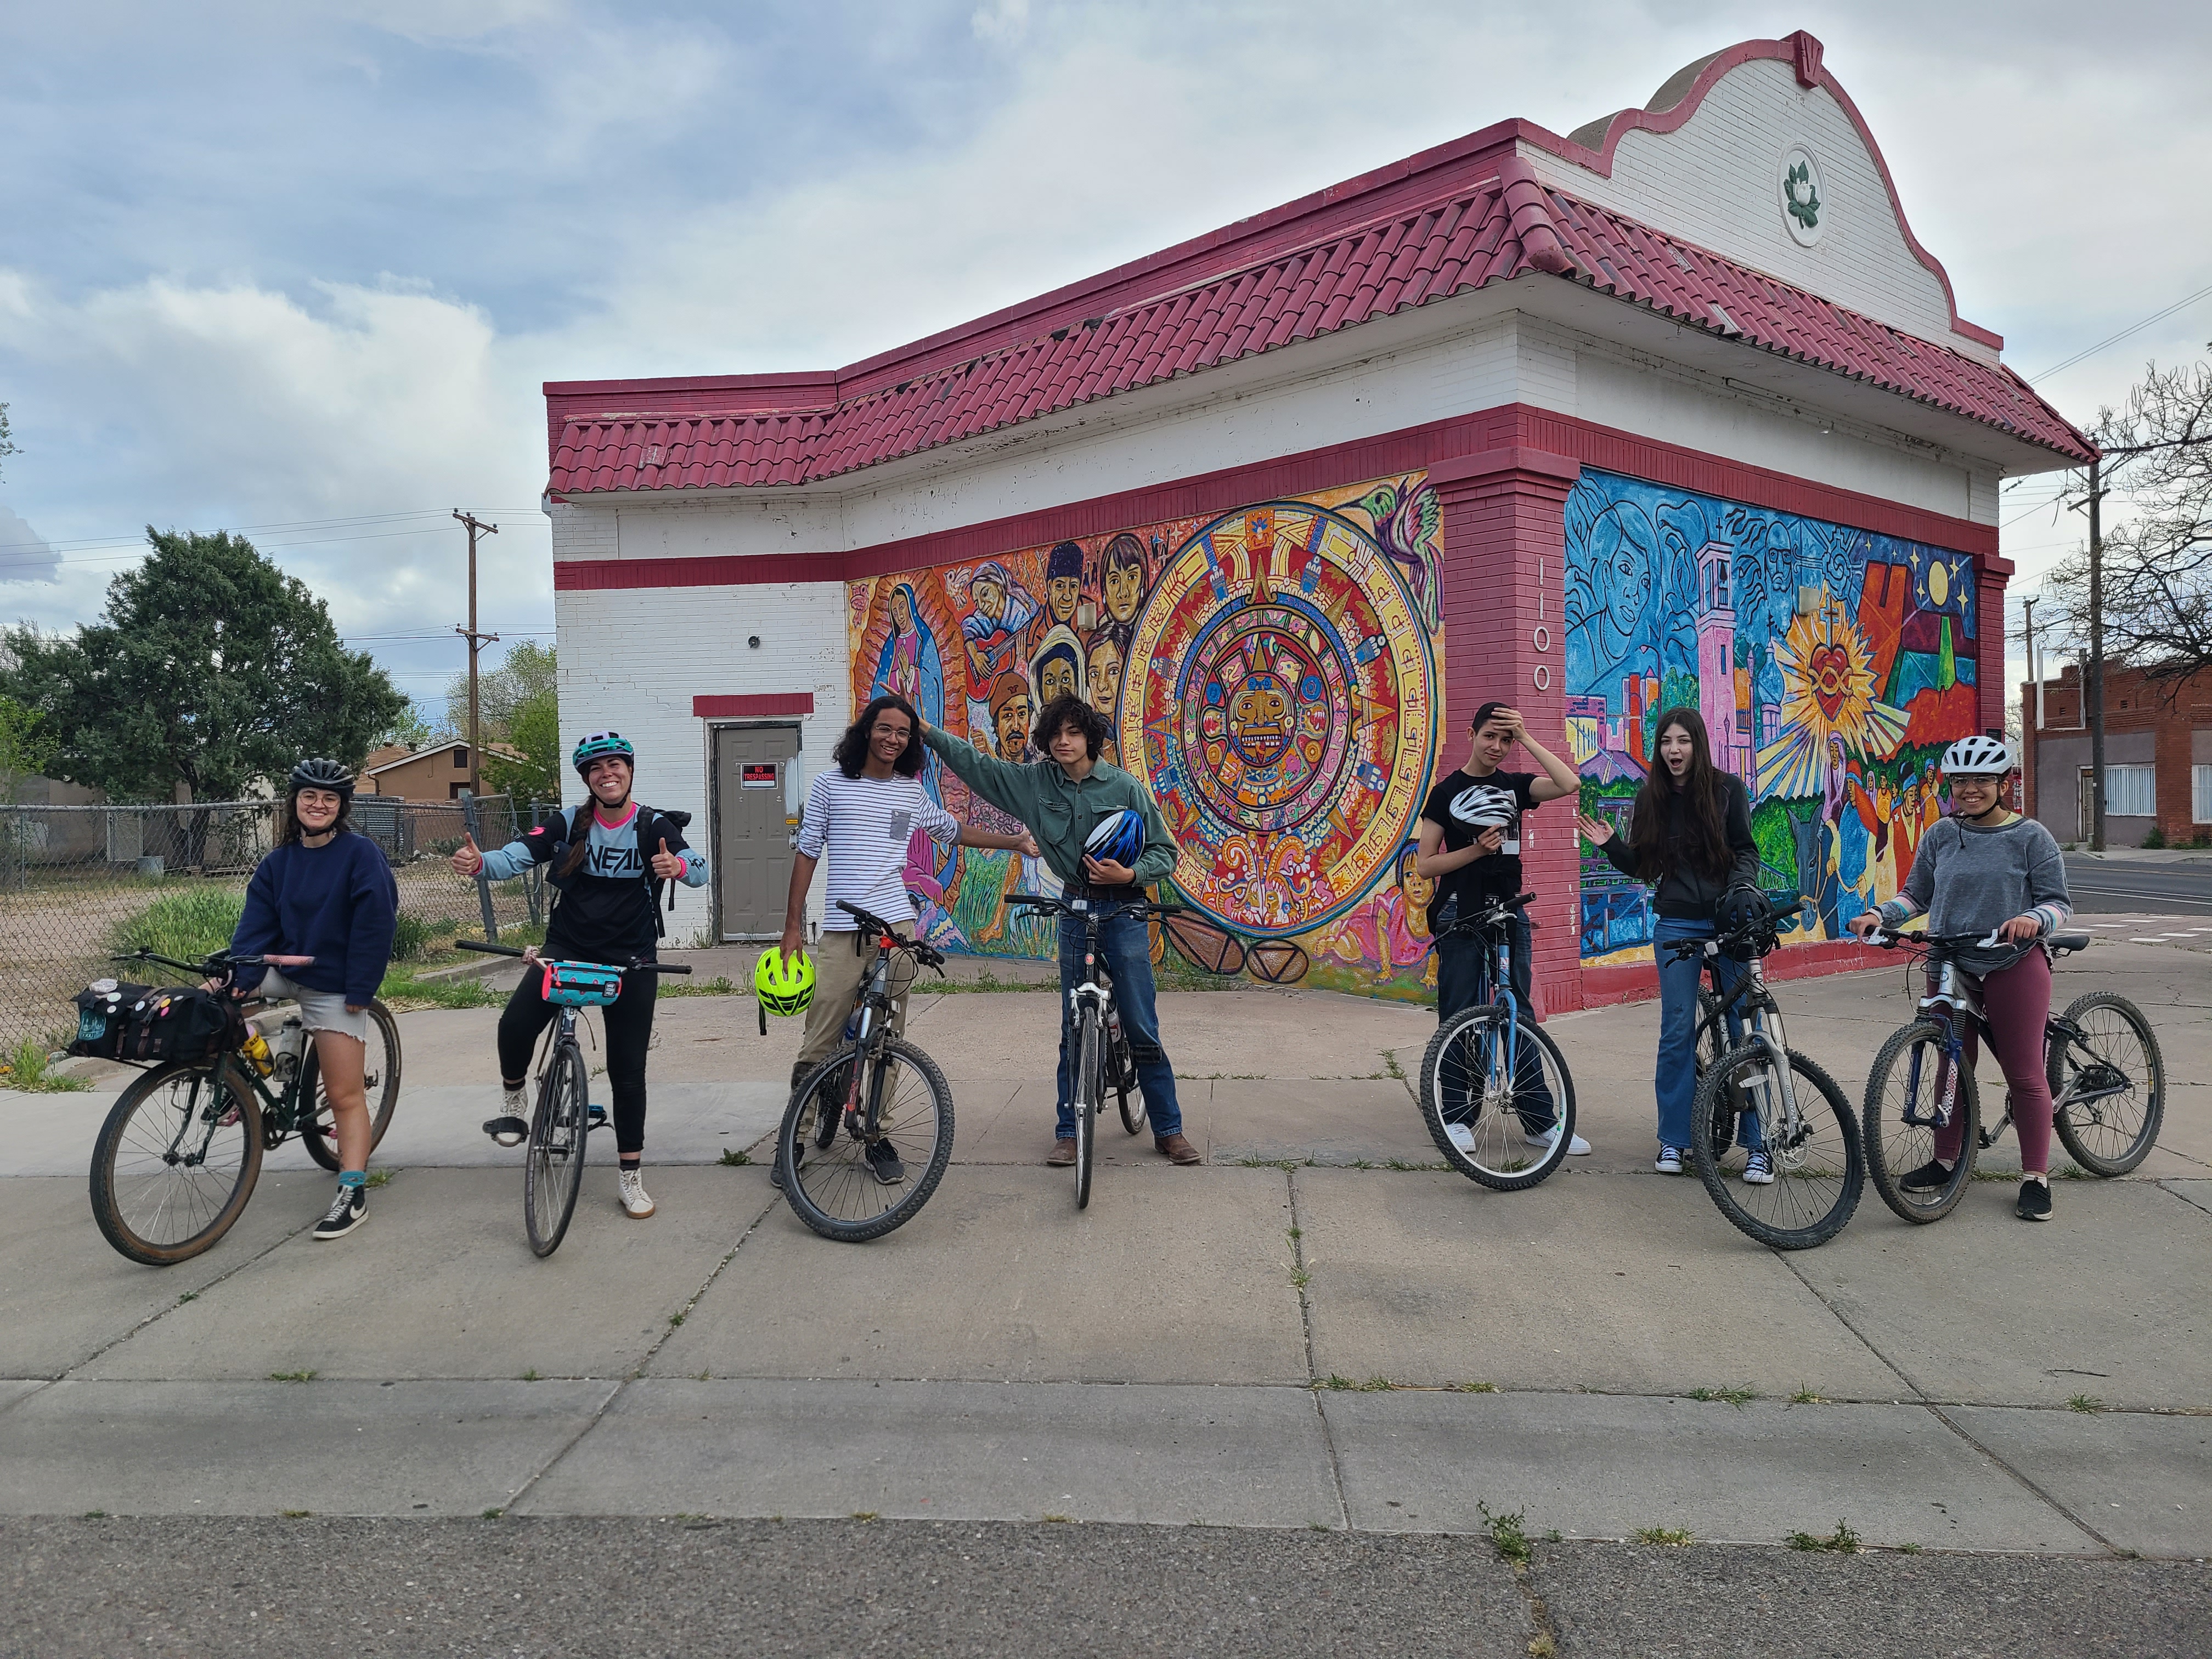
[754,947,815,1016]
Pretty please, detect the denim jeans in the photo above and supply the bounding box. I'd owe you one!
[1432,902,1555,1135]
[1056,910,1182,1139]
[1651,917,1759,1153]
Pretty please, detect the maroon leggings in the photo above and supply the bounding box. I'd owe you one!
[1933,947,2053,1172]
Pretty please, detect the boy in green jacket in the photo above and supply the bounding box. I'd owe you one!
[922,693,1198,1164]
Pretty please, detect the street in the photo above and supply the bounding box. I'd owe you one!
[2063,855,2212,916]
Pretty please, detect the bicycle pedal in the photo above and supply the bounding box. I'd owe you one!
[586,1105,608,1130]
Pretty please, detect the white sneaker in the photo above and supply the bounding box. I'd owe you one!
[1444,1122,1478,1155]
[1525,1125,1593,1155]
[617,1168,656,1219]
[1654,1145,1685,1175]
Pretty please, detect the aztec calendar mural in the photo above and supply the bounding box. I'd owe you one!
[1120,500,1438,939]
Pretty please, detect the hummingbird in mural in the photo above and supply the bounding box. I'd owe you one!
[1351,479,1441,630]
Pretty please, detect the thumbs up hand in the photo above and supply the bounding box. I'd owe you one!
[452,832,484,877]
[649,836,685,881]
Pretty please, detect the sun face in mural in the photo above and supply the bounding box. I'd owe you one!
[1753,596,1911,805]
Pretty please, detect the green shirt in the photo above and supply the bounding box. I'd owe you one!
[922,726,1180,888]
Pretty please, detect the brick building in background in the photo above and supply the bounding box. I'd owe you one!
[2021,664,2212,848]
[539,31,2090,1012]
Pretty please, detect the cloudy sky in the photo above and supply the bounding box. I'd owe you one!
[2,0,2205,713]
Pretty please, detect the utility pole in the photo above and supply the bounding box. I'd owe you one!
[2021,595,2039,819]
[2085,461,2108,853]
[453,510,500,798]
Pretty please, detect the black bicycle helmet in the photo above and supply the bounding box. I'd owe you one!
[1715,881,1773,933]
[289,757,356,797]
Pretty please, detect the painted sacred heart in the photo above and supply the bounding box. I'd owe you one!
[1806,642,1852,719]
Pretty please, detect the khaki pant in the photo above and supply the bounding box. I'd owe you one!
[793,921,917,1082]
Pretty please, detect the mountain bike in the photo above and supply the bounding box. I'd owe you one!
[1008,891,1178,1209]
[86,948,402,1266]
[1666,899,1863,1249]
[1417,893,1577,1191]
[775,901,957,1242]
[459,941,689,1255]
[1860,927,2163,1222]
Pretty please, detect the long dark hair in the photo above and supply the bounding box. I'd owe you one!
[834,694,924,778]
[1626,707,1732,881]
[276,787,355,847]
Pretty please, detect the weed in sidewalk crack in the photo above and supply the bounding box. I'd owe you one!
[1478,1502,1531,1564]
[1787,1520,1860,1553]
[1380,1049,1406,1081]
[2067,1392,2104,1413]
[718,1148,751,1166]
[1459,1381,1498,1393]
[268,1370,316,1384]
[1633,1526,1694,1546]
[1688,1385,1758,1408]
[1790,1384,1826,1404]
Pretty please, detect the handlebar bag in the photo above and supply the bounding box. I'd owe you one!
[75,985,242,1066]
[543,961,625,1008]
[67,979,154,1060]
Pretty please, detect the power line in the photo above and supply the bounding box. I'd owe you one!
[0,509,547,556]
[2024,280,2212,384]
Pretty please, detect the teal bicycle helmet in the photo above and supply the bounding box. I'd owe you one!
[572,731,635,775]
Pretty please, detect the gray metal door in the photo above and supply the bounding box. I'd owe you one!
[713,725,802,940]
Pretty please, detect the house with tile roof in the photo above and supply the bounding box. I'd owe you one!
[540,30,2089,1011]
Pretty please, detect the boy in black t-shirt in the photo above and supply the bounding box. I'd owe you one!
[1415,702,1591,1155]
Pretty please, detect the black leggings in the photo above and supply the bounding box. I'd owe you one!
[496,964,657,1157]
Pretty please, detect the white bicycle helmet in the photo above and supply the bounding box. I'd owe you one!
[1449,783,1518,828]
[1939,734,2016,777]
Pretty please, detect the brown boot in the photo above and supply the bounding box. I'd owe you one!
[1047,1138,1078,1166]
[1155,1132,1201,1165]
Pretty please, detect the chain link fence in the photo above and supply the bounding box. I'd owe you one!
[0,794,555,1057]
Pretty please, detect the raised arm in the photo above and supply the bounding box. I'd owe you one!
[919,720,1034,822]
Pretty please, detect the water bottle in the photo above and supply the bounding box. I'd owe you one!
[241,1030,274,1077]
[272,1017,306,1087]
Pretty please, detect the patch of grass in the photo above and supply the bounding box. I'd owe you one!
[1041,1513,1074,1523]
[1286,1226,1301,1240]
[668,1313,685,1327]
[2068,1393,2104,1414]
[1530,1635,1556,1658]
[1790,1385,1825,1404]
[1634,1526,1695,1547]
[2,1039,90,1092]
[363,1169,393,1188]
[279,1509,312,1519]
[1459,1381,1498,1393]
[521,1368,540,1382]
[268,1370,317,1383]
[1688,1385,1758,1408]
[1288,1267,1312,1290]
[1379,1048,1406,1081]
[109,884,246,963]
[1308,1521,1330,1532]
[718,1148,751,1166]
[1384,1158,1449,1171]
[850,1511,879,1522]
[658,975,740,999]
[376,968,502,1010]
[1898,1542,1922,1554]
[1319,1374,1357,1391]
[388,911,435,962]
[1350,1158,1375,1170]
[1787,1520,1861,1554]
[1478,1502,1531,1564]
[177,1291,196,1304]
[482,1508,505,1520]
[82,1510,106,1520]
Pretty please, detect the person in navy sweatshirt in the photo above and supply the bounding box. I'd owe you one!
[229,757,400,1241]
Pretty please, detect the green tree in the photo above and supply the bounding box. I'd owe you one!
[379,702,444,752]
[0,693,56,802]
[0,401,16,480]
[1,528,408,803]
[446,639,556,740]
[482,689,562,803]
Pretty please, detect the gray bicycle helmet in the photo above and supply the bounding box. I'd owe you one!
[289,757,356,797]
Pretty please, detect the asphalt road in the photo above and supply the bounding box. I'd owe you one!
[4,1517,2206,1659]
[2062,856,2212,915]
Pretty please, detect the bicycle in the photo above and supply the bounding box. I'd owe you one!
[1860,926,2163,1222]
[1007,890,1179,1209]
[86,949,403,1266]
[458,941,690,1256]
[1665,898,1863,1249]
[1416,893,1578,1191]
[775,900,958,1242]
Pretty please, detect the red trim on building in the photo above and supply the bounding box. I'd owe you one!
[691,693,814,718]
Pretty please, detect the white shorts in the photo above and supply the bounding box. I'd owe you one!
[255,968,369,1043]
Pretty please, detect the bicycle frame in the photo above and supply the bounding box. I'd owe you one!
[1899,950,1978,1135]
[1679,935,1805,1143]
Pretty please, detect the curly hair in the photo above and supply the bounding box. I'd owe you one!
[833,694,925,778]
[1032,693,1108,760]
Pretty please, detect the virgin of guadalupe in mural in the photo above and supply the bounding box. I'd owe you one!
[872,582,946,788]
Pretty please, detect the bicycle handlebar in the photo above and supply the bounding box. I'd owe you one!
[828,902,950,970]
[1867,927,2007,953]
[455,940,692,974]
[110,947,312,978]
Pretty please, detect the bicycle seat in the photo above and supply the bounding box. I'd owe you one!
[2046,929,2091,956]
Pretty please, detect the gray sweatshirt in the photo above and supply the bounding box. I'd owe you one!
[1877,814,2071,976]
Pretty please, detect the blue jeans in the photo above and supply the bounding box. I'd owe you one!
[1652,917,1759,1153]
[1433,902,1555,1135]
[1056,910,1182,1139]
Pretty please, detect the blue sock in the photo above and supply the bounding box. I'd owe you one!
[339,1170,366,1189]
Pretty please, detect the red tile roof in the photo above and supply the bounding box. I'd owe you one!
[547,159,2090,495]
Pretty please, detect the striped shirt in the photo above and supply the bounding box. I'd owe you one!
[797,771,957,931]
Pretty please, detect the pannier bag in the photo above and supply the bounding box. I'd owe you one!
[69,980,242,1066]
[542,960,625,1008]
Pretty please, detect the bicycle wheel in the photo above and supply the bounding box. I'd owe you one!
[90,1062,264,1266]
[2049,992,2164,1177]
[1418,1007,1577,1192]
[1862,1021,1978,1223]
[1114,1031,1147,1136]
[1691,1045,1862,1249]
[1073,1011,1100,1209]
[778,1037,956,1243]
[300,1000,404,1172]
[523,1042,589,1257]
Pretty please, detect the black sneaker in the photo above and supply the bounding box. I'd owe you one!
[865,1138,906,1186]
[1898,1159,1955,1193]
[313,1184,366,1241]
[2017,1179,2053,1222]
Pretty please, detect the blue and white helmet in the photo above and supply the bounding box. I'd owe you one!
[1449,783,1517,829]
[1084,808,1144,868]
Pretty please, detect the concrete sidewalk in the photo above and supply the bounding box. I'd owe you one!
[4,927,2208,1570]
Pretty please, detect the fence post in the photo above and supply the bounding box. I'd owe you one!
[459,791,499,944]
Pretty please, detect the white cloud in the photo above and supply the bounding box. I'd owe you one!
[970,0,1029,44]
[0,501,57,585]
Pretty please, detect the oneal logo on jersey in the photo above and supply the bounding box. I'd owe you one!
[588,843,643,878]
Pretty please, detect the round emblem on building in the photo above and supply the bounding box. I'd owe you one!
[1778,144,1824,247]
[1120,500,1436,939]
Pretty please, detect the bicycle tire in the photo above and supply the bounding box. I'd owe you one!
[1417,1007,1577,1192]
[777,1037,956,1243]
[1690,1046,1862,1250]
[1862,1020,1978,1223]
[523,1042,589,1257]
[1694,987,1729,1084]
[1074,1011,1100,1209]
[2049,992,2164,1177]
[90,1062,264,1266]
[300,1000,404,1172]
[1114,1032,1147,1136]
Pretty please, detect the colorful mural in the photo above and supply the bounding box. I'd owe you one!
[1563,467,1980,964]
[845,475,1447,998]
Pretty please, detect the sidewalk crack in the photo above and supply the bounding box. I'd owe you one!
[1286,1168,1351,1531]
[60,1212,319,1380]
